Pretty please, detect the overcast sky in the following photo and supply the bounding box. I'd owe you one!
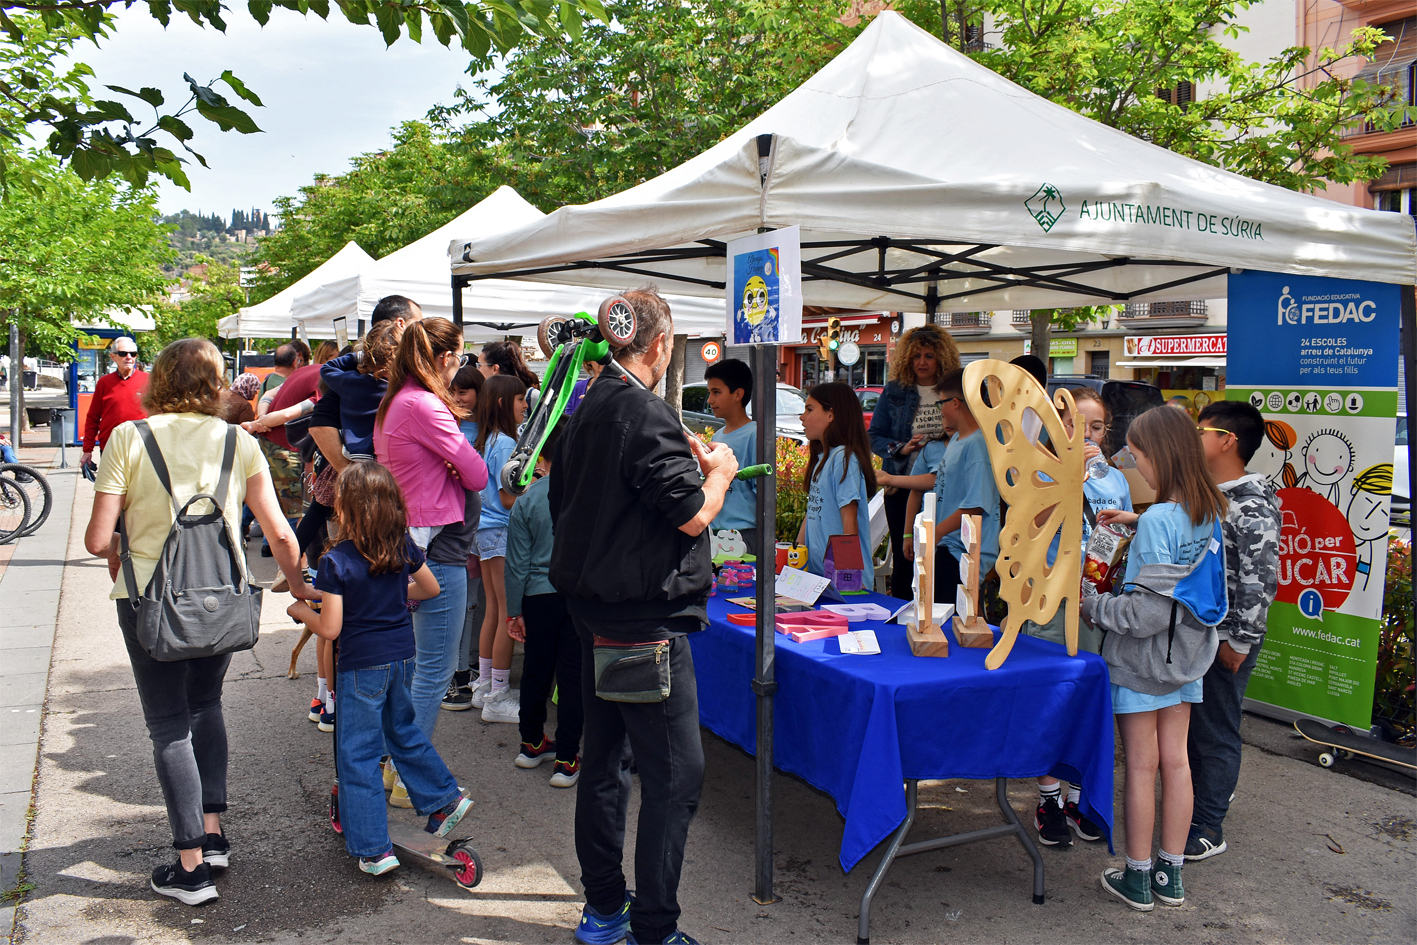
[67,8,475,219]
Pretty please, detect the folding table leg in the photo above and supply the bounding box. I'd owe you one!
[856,780,918,945]
[995,777,1046,904]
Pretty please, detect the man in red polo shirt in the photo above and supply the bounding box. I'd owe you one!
[81,337,148,467]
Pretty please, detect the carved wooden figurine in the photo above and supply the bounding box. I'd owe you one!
[952,513,994,648]
[906,492,950,657]
[962,360,1085,670]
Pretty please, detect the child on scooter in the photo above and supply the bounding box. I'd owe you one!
[290,461,473,875]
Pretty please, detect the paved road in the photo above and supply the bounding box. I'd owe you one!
[7,472,1416,943]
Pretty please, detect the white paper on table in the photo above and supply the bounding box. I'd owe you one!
[776,566,831,605]
[838,629,881,655]
[823,602,893,622]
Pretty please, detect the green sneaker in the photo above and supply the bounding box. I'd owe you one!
[1151,860,1185,906]
[1101,866,1154,912]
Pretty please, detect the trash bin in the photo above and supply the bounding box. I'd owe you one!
[26,406,53,427]
[50,407,76,446]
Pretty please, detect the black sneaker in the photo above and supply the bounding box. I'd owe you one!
[442,677,473,711]
[151,861,218,905]
[201,833,230,870]
[1184,824,1227,861]
[1064,799,1104,841]
[1034,796,1072,846]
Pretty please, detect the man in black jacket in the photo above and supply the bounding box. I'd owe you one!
[549,286,738,945]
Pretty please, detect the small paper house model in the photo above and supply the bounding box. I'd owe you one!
[824,534,866,592]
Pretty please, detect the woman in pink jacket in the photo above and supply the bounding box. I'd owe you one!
[375,318,489,743]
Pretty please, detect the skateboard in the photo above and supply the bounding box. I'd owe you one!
[1294,719,1417,773]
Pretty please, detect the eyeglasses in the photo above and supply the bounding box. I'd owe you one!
[112,351,137,357]
[1086,421,1108,437]
[447,352,469,367]
[937,395,962,406]
[1197,426,1233,438]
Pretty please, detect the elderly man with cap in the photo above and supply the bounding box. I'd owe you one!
[81,337,148,469]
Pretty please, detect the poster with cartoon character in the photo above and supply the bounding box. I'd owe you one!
[1227,270,1402,729]
[725,226,802,345]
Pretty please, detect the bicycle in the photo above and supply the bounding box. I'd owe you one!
[0,463,52,539]
[0,474,30,544]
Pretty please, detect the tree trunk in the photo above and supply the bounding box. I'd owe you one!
[666,333,689,416]
[939,0,950,43]
[1031,311,1052,376]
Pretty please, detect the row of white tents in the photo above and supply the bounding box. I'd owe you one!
[215,186,729,343]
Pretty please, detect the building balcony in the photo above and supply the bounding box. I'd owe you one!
[1010,308,1102,331]
[1117,300,1209,330]
[934,311,992,335]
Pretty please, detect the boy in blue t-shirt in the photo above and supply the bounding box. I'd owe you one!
[882,369,999,602]
[704,359,759,557]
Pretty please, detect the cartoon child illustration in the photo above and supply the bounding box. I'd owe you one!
[1347,463,1393,592]
[733,253,780,343]
[1249,419,1298,488]
[1298,427,1355,505]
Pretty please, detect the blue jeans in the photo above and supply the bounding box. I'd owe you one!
[0,440,16,464]
[336,658,462,858]
[411,559,468,738]
[1187,641,1262,832]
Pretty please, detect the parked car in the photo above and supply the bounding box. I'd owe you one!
[856,386,882,426]
[1046,375,1164,459]
[1392,413,1409,526]
[681,381,808,443]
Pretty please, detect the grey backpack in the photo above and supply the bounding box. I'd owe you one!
[118,420,264,662]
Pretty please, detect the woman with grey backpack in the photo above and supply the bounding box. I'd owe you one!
[84,339,316,906]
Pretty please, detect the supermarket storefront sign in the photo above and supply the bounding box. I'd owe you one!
[1124,334,1227,358]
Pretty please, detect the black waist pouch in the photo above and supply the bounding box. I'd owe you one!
[593,638,671,703]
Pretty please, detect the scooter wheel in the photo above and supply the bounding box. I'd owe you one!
[500,458,530,496]
[330,782,343,834]
[537,315,568,358]
[448,840,484,889]
[597,296,637,348]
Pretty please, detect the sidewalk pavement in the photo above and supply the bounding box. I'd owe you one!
[6,469,1417,944]
[0,443,73,941]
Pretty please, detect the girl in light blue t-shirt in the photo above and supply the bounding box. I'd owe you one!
[1089,406,1227,912]
[472,375,527,717]
[795,383,878,591]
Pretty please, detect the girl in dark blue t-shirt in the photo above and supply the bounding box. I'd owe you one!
[291,462,475,875]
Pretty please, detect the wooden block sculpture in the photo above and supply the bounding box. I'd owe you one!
[906,492,949,657]
[952,514,994,648]
[962,359,1085,670]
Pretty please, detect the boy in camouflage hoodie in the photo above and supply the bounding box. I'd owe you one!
[1186,401,1281,861]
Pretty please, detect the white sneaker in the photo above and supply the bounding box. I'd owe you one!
[469,677,492,708]
[480,687,521,723]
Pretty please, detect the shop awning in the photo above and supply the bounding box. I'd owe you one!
[1116,356,1228,369]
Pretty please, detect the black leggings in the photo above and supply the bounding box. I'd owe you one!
[883,488,912,599]
[294,499,333,568]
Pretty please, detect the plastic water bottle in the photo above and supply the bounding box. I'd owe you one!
[1085,455,1110,481]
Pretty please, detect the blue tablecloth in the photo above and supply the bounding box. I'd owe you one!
[692,588,1115,872]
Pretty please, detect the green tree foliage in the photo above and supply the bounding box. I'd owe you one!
[149,255,244,350]
[0,152,172,361]
[0,0,609,189]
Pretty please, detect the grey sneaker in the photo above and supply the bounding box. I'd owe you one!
[481,687,521,724]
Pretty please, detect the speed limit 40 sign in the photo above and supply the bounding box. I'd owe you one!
[701,341,722,362]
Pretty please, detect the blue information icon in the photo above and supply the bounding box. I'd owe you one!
[1297,588,1325,621]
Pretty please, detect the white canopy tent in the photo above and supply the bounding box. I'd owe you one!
[449,11,1414,311]
[291,186,730,342]
[216,241,374,339]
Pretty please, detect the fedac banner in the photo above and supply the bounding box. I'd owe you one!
[1227,271,1401,728]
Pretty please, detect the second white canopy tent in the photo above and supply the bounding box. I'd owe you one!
[289,185,731,345]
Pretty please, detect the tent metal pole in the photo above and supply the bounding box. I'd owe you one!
[751,341,779,905]
[1401,285,1416,619]
[452,275,465,328]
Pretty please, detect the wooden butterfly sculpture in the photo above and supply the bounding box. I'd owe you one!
[962,360,1085,670]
